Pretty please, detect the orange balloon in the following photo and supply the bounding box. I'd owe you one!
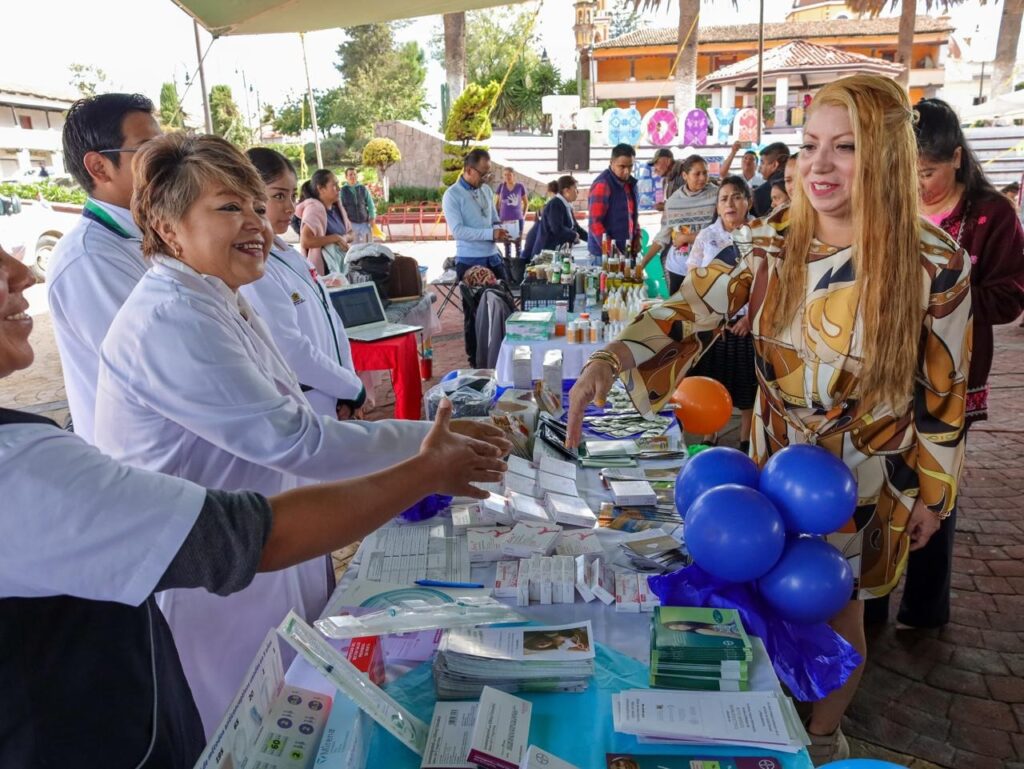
[671,376,733,434]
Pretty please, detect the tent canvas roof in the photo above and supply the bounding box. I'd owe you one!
[170,0,527,36]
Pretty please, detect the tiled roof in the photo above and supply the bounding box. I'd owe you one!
[697,39,903,88]
[594,16,955,49]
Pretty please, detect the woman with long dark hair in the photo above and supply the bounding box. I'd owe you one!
[876,98,1024,629]
[295,168,351,275]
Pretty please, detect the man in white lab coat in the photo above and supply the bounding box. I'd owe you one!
[47,93,161,442]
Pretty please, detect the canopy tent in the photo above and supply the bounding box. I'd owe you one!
[170,0,527,36]
[171,0,529,165]
[958,90,1024,122]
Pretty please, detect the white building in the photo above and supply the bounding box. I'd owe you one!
[0,84,76,180]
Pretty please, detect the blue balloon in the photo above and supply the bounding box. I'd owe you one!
[757,537,854,624]
[820,761,904,769]
[759,444,857,535]
[684,485,786,582]
[675,447,759,519]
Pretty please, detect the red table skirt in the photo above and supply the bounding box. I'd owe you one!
[349,333,422,420]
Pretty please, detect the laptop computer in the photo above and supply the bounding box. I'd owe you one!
[329,282,422,342]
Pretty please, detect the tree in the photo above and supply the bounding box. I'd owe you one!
[435,7,542,86]
[159,82,186,129]
[609,5,649,39]
[848,2,971,89]
[363,138,401,200]
[209,85,249,147]
[336,24,396,81]
[442,81,499,186]
[443,12,467,103]
[272,91,341,138]
[992,0,1024,97]
[326,24,428,147]
[68,63,109,98]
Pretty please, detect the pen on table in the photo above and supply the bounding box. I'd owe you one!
[414,579,486,588]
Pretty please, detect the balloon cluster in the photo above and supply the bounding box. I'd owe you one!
[675,445,858,625]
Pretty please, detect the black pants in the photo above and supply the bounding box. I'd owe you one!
[668,270,686,296]
[864,505,957,627]
[455,259,511,285]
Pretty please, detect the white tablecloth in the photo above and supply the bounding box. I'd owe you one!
[494,337,604,386]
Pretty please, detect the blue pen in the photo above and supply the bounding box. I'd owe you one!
[415,579,486,589]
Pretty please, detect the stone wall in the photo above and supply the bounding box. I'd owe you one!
[373,120,550,199]
[374,121,445,191]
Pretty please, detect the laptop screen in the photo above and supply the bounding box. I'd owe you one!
[330,283,386,329]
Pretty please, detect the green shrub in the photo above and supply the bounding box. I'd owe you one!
[527,194,546,213]
[304,137,347,168]
[0,181,87,205]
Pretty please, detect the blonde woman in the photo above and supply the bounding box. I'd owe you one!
[567,75,972,765]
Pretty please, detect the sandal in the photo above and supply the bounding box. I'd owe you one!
[806,726,850,767]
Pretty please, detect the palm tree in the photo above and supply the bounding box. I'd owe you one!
[443,12,467,103]
[633,0,701,110]
[991,0,1024,96]
[848,1,971,90]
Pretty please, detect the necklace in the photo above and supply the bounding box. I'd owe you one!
[472,185,490,217]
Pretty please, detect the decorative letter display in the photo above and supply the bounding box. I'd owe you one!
[709,108,739,144]
[682,109,709,147]
[735,108,760,142]
[642,108,678,147]
[603,107,643,146]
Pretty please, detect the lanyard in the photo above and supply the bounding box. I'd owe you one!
[82,199,135,239]
[270,251,344,367]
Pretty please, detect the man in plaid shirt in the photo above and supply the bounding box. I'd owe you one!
[587,143,640,258]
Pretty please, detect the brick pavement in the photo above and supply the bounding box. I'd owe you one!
[844,322,1024,768]
[4,284,1023,768]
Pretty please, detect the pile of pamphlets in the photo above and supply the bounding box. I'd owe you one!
[649,607,752,691]
[433,621,596,699]
[612,687,809,753]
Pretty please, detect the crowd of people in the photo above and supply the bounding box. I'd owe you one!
[2,72,1024,769]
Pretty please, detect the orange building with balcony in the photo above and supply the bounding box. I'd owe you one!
[590,7,954,117]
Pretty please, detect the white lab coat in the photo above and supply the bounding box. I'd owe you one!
[0,419,204,603]
[94,255,431,735]
[47,199,147,443]
[239,238,363,417]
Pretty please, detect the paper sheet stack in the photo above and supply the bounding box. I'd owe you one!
[612,688,809,753]
[433,622,596,700]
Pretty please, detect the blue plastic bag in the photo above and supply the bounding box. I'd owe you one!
[399,494,452,522]
[648,564,863,701]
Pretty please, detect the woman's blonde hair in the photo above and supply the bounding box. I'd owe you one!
[774,74,922,414]
[132,133,266,257]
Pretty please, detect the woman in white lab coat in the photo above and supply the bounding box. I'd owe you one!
[93,134,509,735]
[239,148,365,420]
[0,241,504,768]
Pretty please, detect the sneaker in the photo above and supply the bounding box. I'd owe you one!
[806,726,850,767]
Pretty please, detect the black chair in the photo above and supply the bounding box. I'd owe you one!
[519,280,576,312]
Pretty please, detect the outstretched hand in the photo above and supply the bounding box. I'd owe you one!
[565,361,616,449]
[422,400,507,499]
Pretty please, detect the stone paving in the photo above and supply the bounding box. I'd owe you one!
[3,277,1023,768]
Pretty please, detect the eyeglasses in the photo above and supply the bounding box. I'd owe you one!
[96,147,142,156]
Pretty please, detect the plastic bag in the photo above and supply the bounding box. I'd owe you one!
[314,596,523,640]
[647,564,863,702]
[424,374,496,420]
[399,494,452,522]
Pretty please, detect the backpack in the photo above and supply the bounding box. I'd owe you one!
[387,255,422,300]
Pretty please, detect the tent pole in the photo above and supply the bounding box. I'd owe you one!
[299,32,324,168]
[194,20,213,133]
[756,0,764,144]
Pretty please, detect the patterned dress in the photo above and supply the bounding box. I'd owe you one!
[618,208,973,598]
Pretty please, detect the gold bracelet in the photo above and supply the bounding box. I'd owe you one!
[585,349,621,377]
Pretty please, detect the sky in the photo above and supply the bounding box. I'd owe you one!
[0,0,1004,133]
